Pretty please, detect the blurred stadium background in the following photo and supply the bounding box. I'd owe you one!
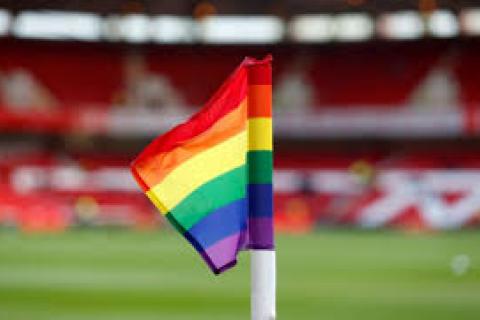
[0,0,479,319]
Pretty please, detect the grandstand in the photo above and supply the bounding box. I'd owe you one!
[1,37,480,231]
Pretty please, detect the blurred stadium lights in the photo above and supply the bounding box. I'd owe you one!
[333,13,374,41]
[377,11,424,40]
[151,16,195,43]
[3,8,480,43]
[0,9,10,36]
[102,15,123,41]
[427,10,459,38]
[289,13,373,43]
[198,15,284,43]
[117,14,151,43]
[12,11,101,41]
[289,14,334,42]
[461,8,480,35]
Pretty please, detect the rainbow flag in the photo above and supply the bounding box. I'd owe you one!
[131,56,273,274]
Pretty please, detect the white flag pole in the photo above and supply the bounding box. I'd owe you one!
[251,250,276,320]
[246,55,276,320]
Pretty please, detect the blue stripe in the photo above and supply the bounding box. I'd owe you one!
[185,198,247,250]
[248,183,273,218]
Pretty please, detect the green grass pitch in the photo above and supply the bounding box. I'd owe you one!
[0,229,479,319]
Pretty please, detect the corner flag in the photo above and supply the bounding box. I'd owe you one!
[130,55,274,275]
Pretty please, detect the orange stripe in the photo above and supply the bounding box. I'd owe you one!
[248,85,272,118]
[134,99,247,188]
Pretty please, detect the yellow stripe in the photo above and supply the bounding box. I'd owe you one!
[248,118,272,151]
[146,130,247,213]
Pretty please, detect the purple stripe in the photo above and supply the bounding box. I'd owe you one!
[200,230,247,274]
[247,217,274,249]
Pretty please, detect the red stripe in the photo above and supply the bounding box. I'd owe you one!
[246,55,272,85]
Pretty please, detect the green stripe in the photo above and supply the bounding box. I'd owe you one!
[247,151,272,184]
[168,165,246,231]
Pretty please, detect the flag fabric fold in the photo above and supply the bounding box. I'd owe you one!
[131,55,273,274]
